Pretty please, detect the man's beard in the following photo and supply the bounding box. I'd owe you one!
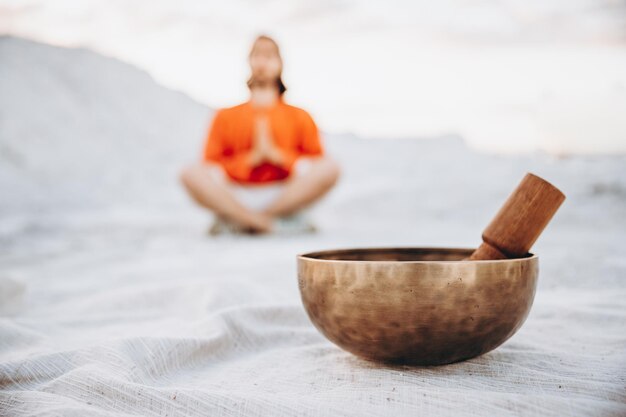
[248,76,280,89]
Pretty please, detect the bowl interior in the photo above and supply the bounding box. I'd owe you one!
[300,247,534,262]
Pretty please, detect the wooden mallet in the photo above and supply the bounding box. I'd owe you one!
[469,173,566,260]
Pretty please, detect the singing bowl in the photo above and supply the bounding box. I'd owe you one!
[297,247,538,366]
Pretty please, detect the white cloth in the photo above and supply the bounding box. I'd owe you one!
[208,157,315,212]
[1,192,626,417]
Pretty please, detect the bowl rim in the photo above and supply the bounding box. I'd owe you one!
[297,246,537,264]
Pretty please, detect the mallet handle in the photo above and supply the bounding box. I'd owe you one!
[469,173,566,260]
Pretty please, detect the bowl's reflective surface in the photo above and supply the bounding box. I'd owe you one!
[297,248,538,365]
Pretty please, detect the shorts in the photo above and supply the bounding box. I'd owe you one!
[207,157,316,212]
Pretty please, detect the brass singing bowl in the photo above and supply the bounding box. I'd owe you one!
[297,247,538,366]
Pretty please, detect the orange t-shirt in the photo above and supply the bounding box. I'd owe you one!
[203,99,324,184]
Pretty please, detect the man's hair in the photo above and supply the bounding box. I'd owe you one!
[247,34,287,96]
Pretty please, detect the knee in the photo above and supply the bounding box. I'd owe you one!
[179,164,200,189]
[318,157,341,187]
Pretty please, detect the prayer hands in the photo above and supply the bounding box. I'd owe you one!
[250,116,284,167]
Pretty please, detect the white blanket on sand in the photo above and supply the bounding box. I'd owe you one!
[2,149,625,417]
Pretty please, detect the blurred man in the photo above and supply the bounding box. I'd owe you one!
[180,35,340,234]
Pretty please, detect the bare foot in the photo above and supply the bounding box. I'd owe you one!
[244,211,274,234]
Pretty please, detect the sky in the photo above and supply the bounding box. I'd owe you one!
[1,0,625,154]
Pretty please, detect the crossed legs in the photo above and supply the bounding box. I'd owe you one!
[179,157,340,233]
